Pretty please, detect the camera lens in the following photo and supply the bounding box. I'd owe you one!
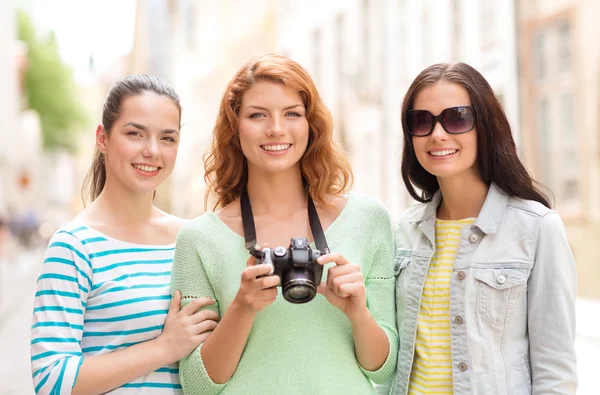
[282,271,317,304]
[287,285,312,299]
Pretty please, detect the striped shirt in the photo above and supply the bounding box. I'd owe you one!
[31,223,181,394]
[408,218,475,395]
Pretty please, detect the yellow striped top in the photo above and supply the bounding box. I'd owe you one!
[408,218,475,395]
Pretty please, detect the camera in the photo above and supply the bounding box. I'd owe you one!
[251,237,325,304]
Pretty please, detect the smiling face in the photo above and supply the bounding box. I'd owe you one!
[97,91,181,195]
[237,81,309,177]
[410,81,479,183]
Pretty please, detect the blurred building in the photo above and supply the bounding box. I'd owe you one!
[518,0,600,298]
[130,0,278,217]
[276,0,520,220]
[0,0,20,216]
[0,1,43,221]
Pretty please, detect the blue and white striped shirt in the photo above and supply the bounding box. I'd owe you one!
[31,223,182,394]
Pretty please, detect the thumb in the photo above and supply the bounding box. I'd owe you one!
[168,290,181,315]
[317,283,332,299]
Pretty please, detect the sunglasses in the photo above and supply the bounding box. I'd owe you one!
[406,106,476,137]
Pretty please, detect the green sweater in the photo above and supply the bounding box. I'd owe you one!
[170,192,398,395]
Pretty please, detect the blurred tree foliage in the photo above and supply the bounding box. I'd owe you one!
[17,10,87,152]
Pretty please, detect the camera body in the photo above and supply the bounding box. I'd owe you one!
[254,237,324,304]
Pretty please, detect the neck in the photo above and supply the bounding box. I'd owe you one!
[92,177,156,226]
[436,171,489,220]
[245,165,307,217]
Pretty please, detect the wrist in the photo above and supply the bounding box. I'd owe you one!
[231,295,259,318]
[347,305,371,326]
[150,336,176,365]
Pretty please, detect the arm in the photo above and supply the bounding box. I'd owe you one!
[31,231,217,395]
[170,228,278,394]
[72,292,217,395]
[528,212,577,394]
[317,208,398,383]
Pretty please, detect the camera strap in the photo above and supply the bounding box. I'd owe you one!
[240,188,329,253]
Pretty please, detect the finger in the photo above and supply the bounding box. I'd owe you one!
[194,319,219,335]
[241,263,274,281]
[317,252,349,266]
[189,309,220,325]
[256,287,278,302]
[337,282,365,297]
[327,263,360,279]
[180,296,216,315]
[194,331,214,345]
[317,282,334,299]
[329,272,364,295]
[168,290,181,315]
[256,274,281,289]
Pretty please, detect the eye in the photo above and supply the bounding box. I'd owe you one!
[127,131,142,137]
[286,111,302,117]
[161,136,177,143]
[249,113,266,119]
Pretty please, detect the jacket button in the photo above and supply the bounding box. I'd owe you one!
[497,274,506,284]
[458,362,468,371]
[457,271,466,280]
[455,315,464,325]
[469,234,479,243]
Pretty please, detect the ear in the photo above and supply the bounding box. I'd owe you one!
[96,124,108,153]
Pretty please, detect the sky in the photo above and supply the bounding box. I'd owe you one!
[18,0,137,83]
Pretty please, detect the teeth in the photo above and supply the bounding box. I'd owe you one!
[262,144,291,152]
[133,164,159,172]
[430,149,457,157]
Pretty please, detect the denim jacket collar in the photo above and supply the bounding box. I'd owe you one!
[408,182,509,235]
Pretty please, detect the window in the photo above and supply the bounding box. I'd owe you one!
[537,99,552,189]
[557,21,572,73]
[533,30,548,81]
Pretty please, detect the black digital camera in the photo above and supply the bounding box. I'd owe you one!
[251,237,324,304]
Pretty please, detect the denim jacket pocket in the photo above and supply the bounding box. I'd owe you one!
[473,266,530,324]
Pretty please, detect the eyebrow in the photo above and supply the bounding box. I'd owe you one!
[246,104,304,111]
[123,122,179,134]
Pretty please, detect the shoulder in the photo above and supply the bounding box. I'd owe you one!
[152,208,189,239]
[506,196,563,233]
[507,195,554,218]
[176,212,219,244]
[47,222,87,247]
[397,201,427,228]
[345,191,390,220]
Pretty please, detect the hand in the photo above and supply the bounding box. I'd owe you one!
[232,245,280,314]
[317,252,368,321]
[156,290,220,363]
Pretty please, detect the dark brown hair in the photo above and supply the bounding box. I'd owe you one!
[401,62,551,208]
[81,74,181,205]
[203,54,352,209]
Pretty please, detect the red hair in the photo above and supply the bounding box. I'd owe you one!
[204,54,352,209]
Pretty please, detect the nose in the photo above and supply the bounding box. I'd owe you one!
[430,120,448,142]
[266,115,285,137]
[142,138,159,158]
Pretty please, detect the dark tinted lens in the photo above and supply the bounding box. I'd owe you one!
[442,107,475,134]
[407,110,433,136]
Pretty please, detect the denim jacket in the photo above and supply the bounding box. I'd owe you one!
[384,183,577,395]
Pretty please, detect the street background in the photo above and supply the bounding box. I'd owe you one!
[1,0,599,394]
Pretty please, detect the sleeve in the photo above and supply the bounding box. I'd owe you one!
[169,223,227,395]
[528,212,577,394]
[30,230,93,395]
[358,204,399,384]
